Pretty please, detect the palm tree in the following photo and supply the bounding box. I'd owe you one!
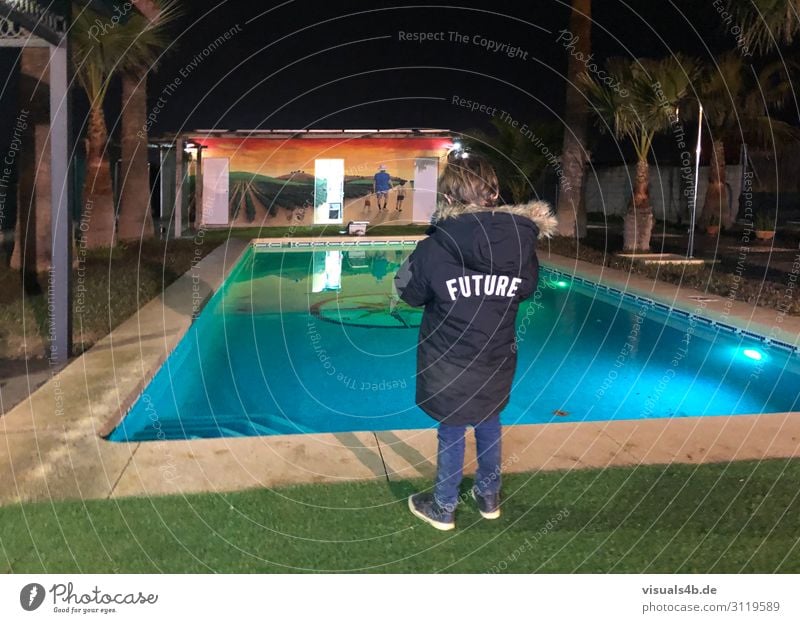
[117,72,153,242]
[556,0,592,238]
[694,52,799,229]
[10,47,52,281]
[728,0,800,51]
[464,118,562,204]
[71,2,178,248]
[71,5,116,248]
[117,1,181,242]
[582,56,698,251]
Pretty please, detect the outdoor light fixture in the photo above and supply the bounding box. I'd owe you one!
[741,348,764,362]
[452,141,462,151]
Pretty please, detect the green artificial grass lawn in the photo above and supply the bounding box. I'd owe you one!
[1,459,798,573]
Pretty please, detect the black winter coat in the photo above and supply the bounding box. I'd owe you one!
[395,201,557,426]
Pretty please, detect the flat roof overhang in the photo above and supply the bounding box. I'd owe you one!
[150,128,455,145]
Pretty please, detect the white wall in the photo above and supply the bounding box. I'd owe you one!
[584,164,743,223]
[201,158,230,226]
[412,158,439,223]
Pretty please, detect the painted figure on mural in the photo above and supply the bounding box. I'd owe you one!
[373,164,393,211]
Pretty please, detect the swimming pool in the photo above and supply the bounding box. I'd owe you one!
[108,243,800,442]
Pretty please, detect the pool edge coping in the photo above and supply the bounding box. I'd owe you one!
[540,250,800,352]
[0,235,798,505]
[98,240,253,439]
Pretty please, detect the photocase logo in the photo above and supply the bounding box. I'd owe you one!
[20,583,45,611]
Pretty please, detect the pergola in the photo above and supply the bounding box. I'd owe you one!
[0,0,156,365]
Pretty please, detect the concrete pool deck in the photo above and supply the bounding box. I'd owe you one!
[0,236,798,505]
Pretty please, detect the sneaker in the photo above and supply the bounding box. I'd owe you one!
[471,488,501,520]
[408,493,455,531]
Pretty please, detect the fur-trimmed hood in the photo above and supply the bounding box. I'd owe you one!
[433,200,558,240]
[427,200,556,275]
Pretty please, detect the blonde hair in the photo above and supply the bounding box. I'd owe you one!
[439,151,499,207]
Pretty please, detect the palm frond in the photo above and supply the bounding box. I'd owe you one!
[739,113,800,147]
[728,0,800,52]
[71,0,182,91]
[750,59,800,111]
[461,119,562,203]
[689,53,800,149]
[693,52,747,132]
[583,55,698,161]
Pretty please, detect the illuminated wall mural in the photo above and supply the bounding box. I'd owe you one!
[191,134,452,226]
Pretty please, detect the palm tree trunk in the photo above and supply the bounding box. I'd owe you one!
[623,159,653,252]
[81,104,116,248]
[132,0,161,21]
[11,47,52,278]
[556,0,591,238]
[702,139,729,229]
[117,71,153,241]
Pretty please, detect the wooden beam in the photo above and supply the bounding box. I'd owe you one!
[0,0,64,44]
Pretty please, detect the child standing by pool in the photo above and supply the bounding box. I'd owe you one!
[394,152,556,530]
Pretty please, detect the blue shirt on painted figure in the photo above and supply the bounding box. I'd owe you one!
[374,170,392,192]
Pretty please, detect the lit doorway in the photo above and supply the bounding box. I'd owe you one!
[314,159,344,224]
[413,157,438,223]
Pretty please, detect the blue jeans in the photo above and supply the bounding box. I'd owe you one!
[434,416,502,510]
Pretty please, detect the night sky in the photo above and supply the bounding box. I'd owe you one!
[143,0,731,133]
[0,1,756,163]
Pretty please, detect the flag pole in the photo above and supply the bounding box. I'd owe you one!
[689,103,703,259]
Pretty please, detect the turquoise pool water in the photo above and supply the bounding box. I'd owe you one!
[109,244,800,441]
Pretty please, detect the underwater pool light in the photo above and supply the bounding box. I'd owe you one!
[742,348,763,361]
[555,280,569,288]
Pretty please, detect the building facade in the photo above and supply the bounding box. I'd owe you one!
[162,130,453,230]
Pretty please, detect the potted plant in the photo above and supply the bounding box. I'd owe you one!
[754,211,776,240]
[705,212,720,235]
